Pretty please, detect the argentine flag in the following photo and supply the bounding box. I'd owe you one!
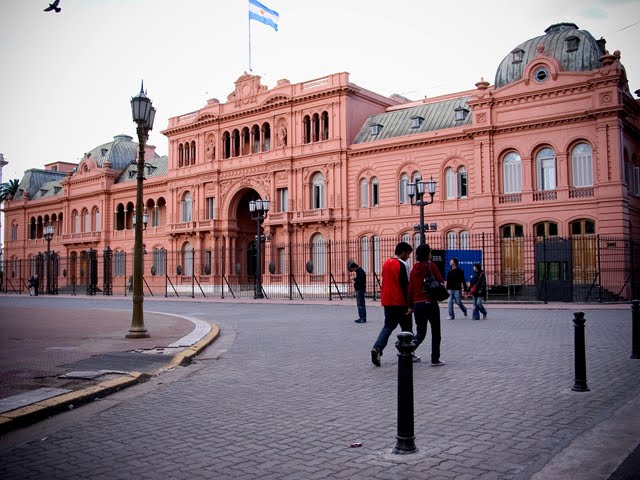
[249,0,279,32]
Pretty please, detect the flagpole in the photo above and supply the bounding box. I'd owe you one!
[248,15,253,72]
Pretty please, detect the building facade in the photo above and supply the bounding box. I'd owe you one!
[3,23,639,301]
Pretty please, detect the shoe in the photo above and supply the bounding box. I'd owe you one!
[431,360,446,367]
[371,348,381,367]
[354,319,366,323]
[463,311,468,317]
[446,316,454,320]
[482,313,487,319]
[411,352,421,362]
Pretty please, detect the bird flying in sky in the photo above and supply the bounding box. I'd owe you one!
[44,0,61,13]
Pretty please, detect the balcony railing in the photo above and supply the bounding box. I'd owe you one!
[569,187,594,198]
[533,191,557,202]
[499,193,522,204]
[60,232,102,244]
[292,208,335,224]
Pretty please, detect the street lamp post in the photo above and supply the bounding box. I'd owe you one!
[127,82,155,339]
[43,224,54,294]
[407,176,437,245]
[249,198,270,299]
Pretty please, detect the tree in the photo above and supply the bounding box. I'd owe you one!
[0,178,20,203]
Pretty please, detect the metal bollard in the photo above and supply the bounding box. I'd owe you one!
[393,331,417,454]
[631,300,640,359]
[572,312,590,392]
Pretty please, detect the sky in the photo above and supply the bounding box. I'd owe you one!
[0,0,639,182]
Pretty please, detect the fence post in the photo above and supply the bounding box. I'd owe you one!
[394,331,417,454]
[328,240,332,301]
[572,312,590,392]
[597,235,602,303]
[631,300,640,359]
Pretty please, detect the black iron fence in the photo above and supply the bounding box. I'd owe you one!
[2,234,638,302]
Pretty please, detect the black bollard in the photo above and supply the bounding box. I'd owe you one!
[631,300,640,359]
[572,312,590,392]
[394,331,417,454]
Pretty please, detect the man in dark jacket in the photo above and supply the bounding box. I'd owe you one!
[371,242,414,366]
[349,261,367,323]
[445,258,468,319]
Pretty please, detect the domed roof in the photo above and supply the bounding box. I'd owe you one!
[86,134,157,170]
[494,23,605,89]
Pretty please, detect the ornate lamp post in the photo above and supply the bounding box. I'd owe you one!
[249,198,270,299]
[43,224,54,294]
[407,176,437,245]
[127,82,155,339]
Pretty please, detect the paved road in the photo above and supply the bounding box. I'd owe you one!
[0,296,638,479]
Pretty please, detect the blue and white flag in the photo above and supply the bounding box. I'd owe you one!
[249,0,279,31]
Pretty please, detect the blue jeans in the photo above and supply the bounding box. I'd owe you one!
[447,289,467,318]
[472,296,487,320]
[373,306,412,353]
[355,289,366,320]
[413,301,442,363]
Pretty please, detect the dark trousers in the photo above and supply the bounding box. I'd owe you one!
[413,301,441,363]
[373,306,412,353]
[355,289,366,320]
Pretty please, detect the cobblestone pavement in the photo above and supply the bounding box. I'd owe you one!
[0,297,638,479]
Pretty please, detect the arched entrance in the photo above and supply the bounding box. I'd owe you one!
[228,188,268,290]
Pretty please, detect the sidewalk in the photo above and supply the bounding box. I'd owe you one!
[0,304,219,434]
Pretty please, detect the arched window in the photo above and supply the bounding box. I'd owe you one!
[502,223,524,238]
[360,178,368,208]
[460,231,470,249]
[241,127,250,156]
[181,192,193,222]
[81,209,90,232]
[222,132,231,159]
[322,111,329,140]
[446,168,455,199]
[303,115,311,144]
[262,122,271,151]
[183,243,194,277]
[178,144,184,167]
[399,174,409,204]
[503,151,522,193]
[371,177,379,207]
[311,234,326,274]
[190,141,196,165]
[11,222,18,241]
[184,142,190,165]
[29,217,36,239]
[232,129,240,157]
[534,221,559,237]
[570,219,596,236]
[311,172,325,209]
[93,207,100,232]
[312,113,320,142]
[457,167,468,198]
[72,210,79,234]
[251,125,261,153]
[536,147,556,191]
[571,143,593,187]
[447,231,457,249]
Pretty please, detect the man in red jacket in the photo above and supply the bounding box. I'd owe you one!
[407,243,446,366]
[371,242,414,366]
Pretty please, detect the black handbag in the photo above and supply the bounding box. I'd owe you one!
[422,263,450,302]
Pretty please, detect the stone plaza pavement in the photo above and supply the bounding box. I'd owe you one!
[0,295,638,479]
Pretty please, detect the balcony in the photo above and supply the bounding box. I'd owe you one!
[169,221,197,236]
[533,191,557,202]
[60,232,102,245]
[291,208,335,225]
[267,211,292,226]
[569,187,594,199]
[498,193,522,204]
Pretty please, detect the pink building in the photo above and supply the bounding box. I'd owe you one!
[3,23,639,301]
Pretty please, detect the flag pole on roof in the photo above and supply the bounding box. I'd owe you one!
[248,0,280,72]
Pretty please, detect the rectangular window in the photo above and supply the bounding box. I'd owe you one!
[114,251,125,276]
[204,251,212,274]
[372,180,379,207]
[151,208,161,227]
[153,249,166,276]
[360,180,368,208]
[313,185,324,209]
[634,167,640,195]
[539,158,556,191]
[446,170,455,199]
[458,171,468,198]
[573,153,593,187]
[206,197,216,219]
[277,188,289,212]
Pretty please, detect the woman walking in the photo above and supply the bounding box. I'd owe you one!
[469,263,488,320]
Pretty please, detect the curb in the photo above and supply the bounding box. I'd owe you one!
[0,322,220,435]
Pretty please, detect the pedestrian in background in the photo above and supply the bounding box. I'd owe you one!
[370,241,413,366]
[33,274,39,296]
[349,260,367,323]
[407,244,446,366]
[446,257,468,319]
[469,263,488,320]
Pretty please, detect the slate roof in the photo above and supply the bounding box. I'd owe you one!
[116,155,168,184]
[494,23,605,89]
[86,134,144,170]
[352,96,472,144]
[15,170,67,201]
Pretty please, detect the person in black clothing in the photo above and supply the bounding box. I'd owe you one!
[349,261,367,323]
[33,274,39,296]
[445,257,468,319]
[469,263,488,320]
